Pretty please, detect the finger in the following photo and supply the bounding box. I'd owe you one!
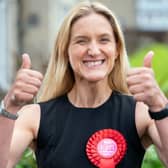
[143,51,154,68]
[27,70,43,80]
[12,89,38,105]
[24,77,42,88]
[127,67,146,76]
[127,75,143,86]
[21,85,39,95]
[132,92,147,102]
[21,53,31,69]
[14,77,42,90]
[18,69,43,81]
[128,84,145,95]
[14,82,39,95]
[13,92,34,103]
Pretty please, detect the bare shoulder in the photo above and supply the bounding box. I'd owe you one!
[135,102,154,148]
[18,104,40,116]
[15,103,41,139]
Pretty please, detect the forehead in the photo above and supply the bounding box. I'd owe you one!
[70,13,114,36]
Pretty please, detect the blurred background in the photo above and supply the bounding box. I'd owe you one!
[0,0,168,167]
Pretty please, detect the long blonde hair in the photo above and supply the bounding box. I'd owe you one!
[37,1,130,102]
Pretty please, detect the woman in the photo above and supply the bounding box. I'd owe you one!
[7,1,168,168]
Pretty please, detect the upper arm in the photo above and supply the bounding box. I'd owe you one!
[135,102,162,150]
[7,104,41,168]
[136,102,168,166]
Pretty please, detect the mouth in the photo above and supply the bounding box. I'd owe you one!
[83,59,105,68]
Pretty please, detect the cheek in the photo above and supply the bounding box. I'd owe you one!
[106,47,118,61]
[68,46,81,69]
[68,45,86,62]
[68,55,75,70]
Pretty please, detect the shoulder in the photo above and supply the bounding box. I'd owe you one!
[38,95,66,108]
[16,104,41,139]
[113,91,134,99]
[17,104,40,121]
[38,95,68,118]
[112,91,136,105]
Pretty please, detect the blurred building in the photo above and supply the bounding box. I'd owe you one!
[0,0,168,93]
[0,0,18,95]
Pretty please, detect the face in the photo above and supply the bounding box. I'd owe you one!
[68,13,118,82]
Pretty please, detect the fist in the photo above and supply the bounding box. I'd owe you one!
[4,53,43,111]
[127,51,167,111]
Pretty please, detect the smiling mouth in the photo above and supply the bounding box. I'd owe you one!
[83,60,105,68]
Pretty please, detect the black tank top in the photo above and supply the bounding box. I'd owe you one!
[35,91,145,168]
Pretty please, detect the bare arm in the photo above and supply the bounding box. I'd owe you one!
[7,104,40,168]
[0,54,43,168]
[127,51,168,166]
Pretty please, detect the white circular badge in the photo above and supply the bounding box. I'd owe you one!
[97,138,117,158]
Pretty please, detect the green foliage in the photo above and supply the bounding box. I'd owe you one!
[130,43,168,97]
[16,149,37,168]
[142,146,164,168]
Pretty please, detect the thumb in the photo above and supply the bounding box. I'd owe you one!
[21,53,31,69]
[143,51,154,68]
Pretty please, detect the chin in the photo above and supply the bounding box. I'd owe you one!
[85,75,107,83]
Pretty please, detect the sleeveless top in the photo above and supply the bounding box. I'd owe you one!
[35,91,145,168]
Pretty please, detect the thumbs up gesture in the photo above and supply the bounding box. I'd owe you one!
[4,53,43,112]
[127,51,167,112]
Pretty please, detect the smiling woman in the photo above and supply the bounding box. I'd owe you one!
[1,1,168,168]
[38,1,129,102]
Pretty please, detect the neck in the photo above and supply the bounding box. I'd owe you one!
[68,79,112,108]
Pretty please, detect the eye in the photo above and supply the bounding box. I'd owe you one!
[100,38,110,43]
[76,40,87,44]
[75,38,89,45]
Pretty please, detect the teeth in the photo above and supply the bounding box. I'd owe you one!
[84,60,103,67]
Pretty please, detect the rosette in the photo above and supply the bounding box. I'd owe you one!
[86,129,127,168]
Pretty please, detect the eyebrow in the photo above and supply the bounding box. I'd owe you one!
[72,35,88,39]
[72,33,113,40]
[99,33,114,37]
[70,35,89,42]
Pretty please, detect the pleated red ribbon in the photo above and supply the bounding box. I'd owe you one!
[86,129,127,168]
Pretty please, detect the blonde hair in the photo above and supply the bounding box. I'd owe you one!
[37,1,130,102]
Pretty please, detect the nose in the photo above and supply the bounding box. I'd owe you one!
[87,42,101,56]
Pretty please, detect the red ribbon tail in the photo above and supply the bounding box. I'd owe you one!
[99,158,115,168]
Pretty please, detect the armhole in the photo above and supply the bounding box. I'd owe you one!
[35,103,42,146]
[135,102,149,149]
[135,102,153,148]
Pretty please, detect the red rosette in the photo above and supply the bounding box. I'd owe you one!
[86,129,127,168]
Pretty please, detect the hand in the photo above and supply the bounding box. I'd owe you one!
[127,51,168,112]
[4,53,43,112]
